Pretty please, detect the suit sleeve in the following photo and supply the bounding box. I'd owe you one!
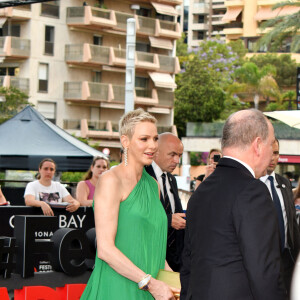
[233,180,287,300]
[180,221,191,300]
[282,177,300,257]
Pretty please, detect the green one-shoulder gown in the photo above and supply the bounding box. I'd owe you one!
[81,168,167,299]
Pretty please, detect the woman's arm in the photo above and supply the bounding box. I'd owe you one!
[76,181,93,207]
[25,194,54,216]
[95,171,175,299]
[0,187,9,205]
[63,194,80,212]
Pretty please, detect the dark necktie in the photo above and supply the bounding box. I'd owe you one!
[161,173,175,247]
[268,176,285,251]
[161,173,172,215]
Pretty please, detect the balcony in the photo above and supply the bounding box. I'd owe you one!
[66,6,117,31]
[193,3,210,14]
[155,19,181,39]
[223,22,243,35]
[0,76,29,92]
[81,119,119,140]
[136,52,159,71]
[158,55,180,73]
[67,6,180,40]
[191,23,209,31]
[65,44,110,68]
[0,37,30,59]
[64,81,159,107]
[65,44,179,73]
[0,6,32,20]
[109,48,126,67]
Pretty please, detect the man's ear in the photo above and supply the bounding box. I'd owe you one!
[253,136,262,156]
[120,135,129,149]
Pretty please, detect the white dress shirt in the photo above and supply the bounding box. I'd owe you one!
[260,172,288,248]
[152,161,175,213]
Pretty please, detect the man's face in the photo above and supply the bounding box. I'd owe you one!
[257,122,275,178]
[267,141,279,175]
[155,138,183,173]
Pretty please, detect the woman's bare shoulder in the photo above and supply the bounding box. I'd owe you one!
[98,166,123,186]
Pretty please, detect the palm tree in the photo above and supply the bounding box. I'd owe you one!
[257,0,300,52]
[228,62,279,109]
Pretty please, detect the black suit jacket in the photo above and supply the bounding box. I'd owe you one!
[145,165,185,271]
[275,173,300,261]
[180,158,286,300]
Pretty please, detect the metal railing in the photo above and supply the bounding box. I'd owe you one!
[64,82,82,99]
[158,55,176,73]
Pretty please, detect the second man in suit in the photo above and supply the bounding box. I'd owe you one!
[260,138,300,295]
[146,132,185,272]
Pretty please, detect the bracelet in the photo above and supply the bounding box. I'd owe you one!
[138,274,151,291]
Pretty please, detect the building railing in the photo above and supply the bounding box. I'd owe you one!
[0,37,30,57]
[66,6,180,39]
[65,44,179,73]
[64,81,172,106]
[41,3,59,18]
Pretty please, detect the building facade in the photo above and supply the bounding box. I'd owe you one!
[180,0,226,49]
[222,0,300,62]
[0,0,182,160]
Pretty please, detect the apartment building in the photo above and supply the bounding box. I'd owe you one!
[222,0,300,62]
[0,0,181,160]
[182,0,226,49]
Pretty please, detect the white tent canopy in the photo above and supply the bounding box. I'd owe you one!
[264,111,300,129]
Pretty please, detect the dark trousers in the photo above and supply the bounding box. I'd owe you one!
[282,248,295,297]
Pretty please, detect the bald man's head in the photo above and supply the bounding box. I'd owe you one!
[221,109,270,151]
[154,133,183,173]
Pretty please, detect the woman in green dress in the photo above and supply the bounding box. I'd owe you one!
[81,109,178,299]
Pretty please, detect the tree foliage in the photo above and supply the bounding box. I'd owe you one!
[0,87,31,124]
[174,38,249,136]
[228,62,278,109]
[257,0,300,52]
[175,57,226,137]
[249,53,299,87]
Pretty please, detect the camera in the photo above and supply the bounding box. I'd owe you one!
[213,154,221,163]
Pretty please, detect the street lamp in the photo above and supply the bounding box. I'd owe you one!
[125,18,136,113]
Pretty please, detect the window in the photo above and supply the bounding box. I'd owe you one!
[45,26,54,55]
[156,14,174,22]
[92,71,101,83]
[197,31,204,40]
[198,15,204,23]
[38,101,56,124]
[135,76,148,89]
[136,42,150,53]
[41,1,60,18]
[136,7,151,17]
[0,67,18,76]
[0,24,21,37]
[93,35,102,46]
[38,63,48,92]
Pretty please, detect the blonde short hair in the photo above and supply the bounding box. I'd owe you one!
[119,108,157,138]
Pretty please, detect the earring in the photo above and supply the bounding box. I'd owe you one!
[124,148,128,166]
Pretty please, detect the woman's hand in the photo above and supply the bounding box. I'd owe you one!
[66,199,80,212]
[148,278,176,300]
[40,201,54,216]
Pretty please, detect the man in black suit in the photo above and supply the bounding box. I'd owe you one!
[181,109,287,300]
[260,138,300,295]
[146,132,185,272]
